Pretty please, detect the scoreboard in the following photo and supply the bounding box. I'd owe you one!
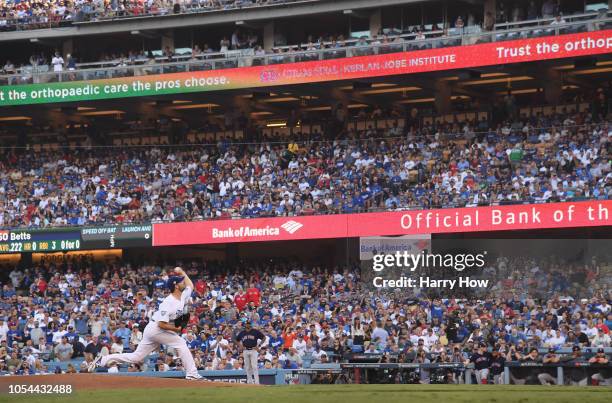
[0,225,152,254]
[0,229,81,253]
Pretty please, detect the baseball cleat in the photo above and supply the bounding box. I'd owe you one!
[88,355,103,373]
[185,374,204,380]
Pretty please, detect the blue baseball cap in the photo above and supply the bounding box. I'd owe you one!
[167,276,184,291]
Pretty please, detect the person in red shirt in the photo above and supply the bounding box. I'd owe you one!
[282,326,297,349]
[194,279,206,296]
[36,277,48,294]
[234,291,248,311]
[246,284,261,307]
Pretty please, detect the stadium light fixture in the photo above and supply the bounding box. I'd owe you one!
[461,76,533,86]
[172,103,219,110]
[359,86,421,95]
[338,83,396,90]
[0,116,32,121]
[480,73,509,78]
[495,89,539,95]
[302,106,332,111]
[569,67,612,75]
[260,97,300,103]
[79,110,125,116]
[266,122,287,127]
[397,97,435,104]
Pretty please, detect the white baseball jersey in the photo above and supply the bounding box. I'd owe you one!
[152,287,193,323]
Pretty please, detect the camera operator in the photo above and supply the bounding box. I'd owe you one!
[450,345,466,383]
[414,349,431,384]
[431,348,454,384]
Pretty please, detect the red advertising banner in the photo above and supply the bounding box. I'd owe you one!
[1,30,611,106]
[152,200,611,246]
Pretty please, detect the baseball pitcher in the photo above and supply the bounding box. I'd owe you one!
[89,267,202,380]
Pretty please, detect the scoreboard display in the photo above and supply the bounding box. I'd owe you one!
[0,225,152,254]
[0,229,81,253]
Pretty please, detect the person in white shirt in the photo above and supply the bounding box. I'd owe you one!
[90,267,202,380]
[209,335,230,358]
[51,51,64,73]
[292,334,308,356]
[550,14,566,25]
[591,329,611,347]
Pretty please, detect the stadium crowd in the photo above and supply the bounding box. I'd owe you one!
[0,105,610,229]
[0,0,599,31]
[0,0,307,29]
[0,255,610,383]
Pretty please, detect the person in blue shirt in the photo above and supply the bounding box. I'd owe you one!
[7,323,22,345]
[64,326,79,343]
[112,322,131,349]
[431,300,444,321]
[268,330,284,352]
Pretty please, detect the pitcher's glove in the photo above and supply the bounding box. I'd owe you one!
[174,313,190,329]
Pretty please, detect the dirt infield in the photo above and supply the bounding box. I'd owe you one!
[0,374,253,391]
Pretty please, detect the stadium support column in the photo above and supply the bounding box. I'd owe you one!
[263,22,274,52]
[369,9,381,37]
[62,39,73,58]
[434,79,452,114]
[161,30,175,52]
[226,243,239,266]
[484,0,496,29]
[544,69,562,105]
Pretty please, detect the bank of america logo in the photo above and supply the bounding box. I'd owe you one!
[281,220,303,234]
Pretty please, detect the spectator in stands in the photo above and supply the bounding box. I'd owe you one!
[51,51,64,76]
[54,336,73,361]
[550,14,566,25]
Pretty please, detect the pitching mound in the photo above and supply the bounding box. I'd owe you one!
[0,374,255,391]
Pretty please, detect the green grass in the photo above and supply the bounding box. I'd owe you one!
[1,384,611,403]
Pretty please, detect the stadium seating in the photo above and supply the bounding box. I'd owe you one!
[1,256,610,378]
[0,104,609,229]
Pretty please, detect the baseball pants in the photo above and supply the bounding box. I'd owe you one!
[243,349,259,384]
[570,378,588,386]
[101,321,199,378]
[538,373,557,385]
[474,368,489,384]
[592,373,611,385]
